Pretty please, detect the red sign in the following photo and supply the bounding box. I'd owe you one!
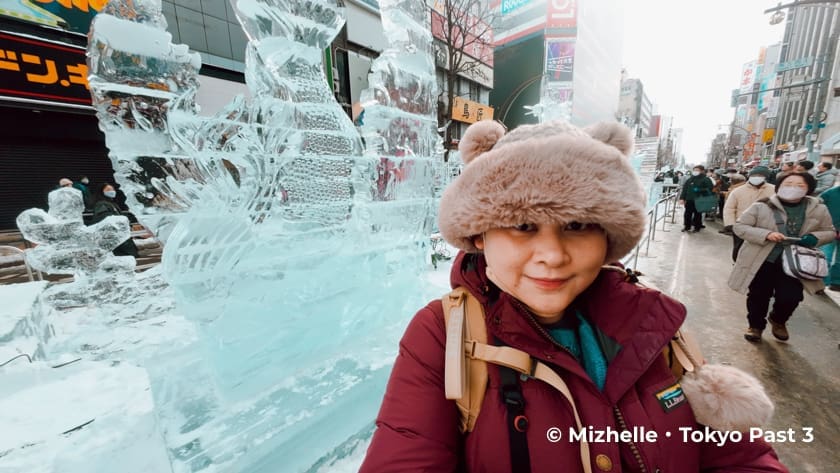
[546,0,576,29]
[431,9,494,66]
[0,31,91,107]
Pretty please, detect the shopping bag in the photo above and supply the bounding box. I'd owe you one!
[693,194,718,213]
[782,245,829,280]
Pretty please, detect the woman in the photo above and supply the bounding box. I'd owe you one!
[729,172,834,342]
[92,183,139,258]
[360,120,787,472]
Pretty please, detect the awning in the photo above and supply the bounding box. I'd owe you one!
[820,132,840,155]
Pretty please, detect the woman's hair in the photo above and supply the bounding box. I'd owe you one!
[774,171,816,194]
[97,182,117,201]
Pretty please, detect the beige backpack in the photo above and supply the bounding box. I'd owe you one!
[442,269,704,473]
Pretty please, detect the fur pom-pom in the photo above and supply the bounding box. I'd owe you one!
[459,120,506,165]
[584,122,634,157]
[680,364,774,433]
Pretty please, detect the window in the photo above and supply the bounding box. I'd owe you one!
[833,87,840,98]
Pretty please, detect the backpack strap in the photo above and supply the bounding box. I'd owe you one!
[443,287,488,433]
[443,289,594,473]
[499,364,531,473]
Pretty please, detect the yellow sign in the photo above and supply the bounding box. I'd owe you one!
[452,96,494,124]
[762,129,775,143]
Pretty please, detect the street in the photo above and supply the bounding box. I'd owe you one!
[634,215,840,473]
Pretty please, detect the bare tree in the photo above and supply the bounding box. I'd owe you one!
[431,0,497,161]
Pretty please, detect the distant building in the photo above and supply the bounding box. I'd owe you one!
[618,75,653,138]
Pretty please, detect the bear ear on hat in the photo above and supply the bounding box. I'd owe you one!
[459,120,507,165]
[584,122,634,157]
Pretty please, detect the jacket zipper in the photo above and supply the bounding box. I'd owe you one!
[511,299,576,359]
[614,406,648,473]
[511,299,652,473]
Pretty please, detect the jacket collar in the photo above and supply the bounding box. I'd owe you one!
[449,252,686,403]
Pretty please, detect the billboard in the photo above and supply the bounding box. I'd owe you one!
[544,39,575,82]
[0,0,105,33]
[0,31,91,107]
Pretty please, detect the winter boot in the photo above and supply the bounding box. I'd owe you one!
[744,327,763,343]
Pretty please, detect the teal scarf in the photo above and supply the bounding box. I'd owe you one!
[546,311,608,391]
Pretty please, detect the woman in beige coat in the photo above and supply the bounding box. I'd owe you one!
[728,172,835,343]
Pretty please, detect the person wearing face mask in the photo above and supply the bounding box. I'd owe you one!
[92,182,139,258]
[729,172,834,342]
[361,120,787,473]
[723,166,776,261]
[678,165,714,232]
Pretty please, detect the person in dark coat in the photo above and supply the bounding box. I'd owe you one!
[360,120,787,473]
[678,165,714,232]
[92,183,139,258]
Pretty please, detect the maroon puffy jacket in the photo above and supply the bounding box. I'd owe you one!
[359,252,788,473]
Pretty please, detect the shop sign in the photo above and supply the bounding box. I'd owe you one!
[451,96,493,124]
[547,0,576,29]
[762,129,775,143]
[0,31,91,107]
[501,0,533,15]
[776,56,813,73]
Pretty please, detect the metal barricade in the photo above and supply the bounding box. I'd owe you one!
[621,190,680,270]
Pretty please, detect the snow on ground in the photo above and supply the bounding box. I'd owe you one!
[0,360,170,473]
[0,281,48,364]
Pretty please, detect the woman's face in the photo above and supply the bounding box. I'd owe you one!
[103,184,115,194]
[777,175,808,201]
[475,222,608,324]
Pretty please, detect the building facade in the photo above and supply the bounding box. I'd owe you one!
[618,75,652,138]
[770,5,840,161]
[490,0,623,129]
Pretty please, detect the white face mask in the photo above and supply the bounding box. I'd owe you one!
[748,176,765,186]
[104,190,117,199]
[777,186,807,202]
[692,171,701,176]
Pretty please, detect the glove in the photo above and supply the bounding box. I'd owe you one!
[799,234,818,248]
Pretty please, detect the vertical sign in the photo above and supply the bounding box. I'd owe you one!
[544,39,575,82]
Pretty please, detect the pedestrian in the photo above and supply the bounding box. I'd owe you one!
[73,176,94,210]
[728,172,834,342]
[92,183,139,258]
[723,166,776,261]
[679,164,714,232]
[360,120,787,473]
[794,159,815,176]
[814,161,837,195]
[818,185,840,292]
[673,170,683,185]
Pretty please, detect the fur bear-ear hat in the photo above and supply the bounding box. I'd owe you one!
[439,119,645,263]
[439,119,775,433]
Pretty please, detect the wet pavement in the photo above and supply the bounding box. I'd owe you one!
[633,213,840,473]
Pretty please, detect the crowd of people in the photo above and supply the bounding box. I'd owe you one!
[673,160,838,344]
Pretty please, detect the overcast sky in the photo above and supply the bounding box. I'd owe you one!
[621,0,786,167]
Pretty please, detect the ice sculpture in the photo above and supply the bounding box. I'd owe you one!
[15,188,136,306]
[86,0,441,471]
[525,77,573,123]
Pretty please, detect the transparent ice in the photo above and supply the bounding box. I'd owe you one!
[84,0,442,471]
[15,188,138,307]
